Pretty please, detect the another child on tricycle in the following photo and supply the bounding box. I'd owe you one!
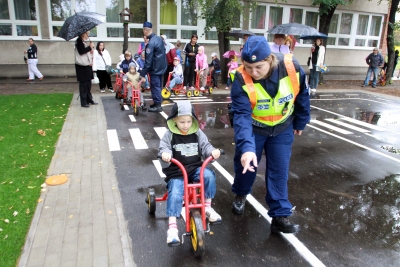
[166,57,183,90]
[123,62,146,110]
[159,101,221,246]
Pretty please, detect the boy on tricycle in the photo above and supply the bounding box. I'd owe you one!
[159,101,221,247]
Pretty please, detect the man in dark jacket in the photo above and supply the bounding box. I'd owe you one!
[362,47,384,88]
[140,21,167,112]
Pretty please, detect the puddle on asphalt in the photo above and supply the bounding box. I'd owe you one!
[358,111,400,126]
[381,146,400,154]
[301,174,400,249]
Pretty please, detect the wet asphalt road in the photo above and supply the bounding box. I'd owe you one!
[102,91,400,267]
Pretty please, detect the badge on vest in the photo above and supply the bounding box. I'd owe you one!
[257,104,269,110]
[278,94,293,105]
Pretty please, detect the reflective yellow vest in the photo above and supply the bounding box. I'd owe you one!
[231,54,300,126]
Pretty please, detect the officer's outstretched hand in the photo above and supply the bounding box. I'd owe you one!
[294,130,303,136]
[241,152,257,173]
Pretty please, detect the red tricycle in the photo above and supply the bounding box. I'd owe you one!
[140,73,151,92]
[120,80,143,116]
[194,70,213,95]
[146,152,222,257]
[161,72,199,99]
[114,72,125,99]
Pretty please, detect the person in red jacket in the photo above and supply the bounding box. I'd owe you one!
[161,35,177,87]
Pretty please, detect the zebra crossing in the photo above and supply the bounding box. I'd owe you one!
[107,114,388,153]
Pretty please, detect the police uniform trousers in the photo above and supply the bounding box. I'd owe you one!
[232,124,294,217]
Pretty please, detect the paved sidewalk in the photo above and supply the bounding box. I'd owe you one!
[18,93,135,267]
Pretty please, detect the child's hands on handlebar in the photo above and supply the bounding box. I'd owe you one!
[162,152,172,162]
[211,149,220,160]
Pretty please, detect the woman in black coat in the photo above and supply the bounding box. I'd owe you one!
[75,31,97,108]
[183,34,199,89]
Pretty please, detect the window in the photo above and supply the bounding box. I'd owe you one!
[289,8,302,24]
[49,0,148,40]
[357,15,369,35]
[0,0,39,37]
[159,0,201,41]
[267,6,283,41]
[339,13,352,35]
[369,16,382,36]
[251,5,266,30]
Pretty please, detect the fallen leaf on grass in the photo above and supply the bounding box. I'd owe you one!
[21,119,26,122]
[37,199,43,203]
[13,211,18,216]
[37,129,46,136]
[4,219,9,224]
[4,235,8,239]
[26,209,30,214]
[27,186,36,189]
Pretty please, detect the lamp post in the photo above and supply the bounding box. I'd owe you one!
[119,7,132,54]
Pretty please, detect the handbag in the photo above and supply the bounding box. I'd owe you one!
[75,40,92,66]
[92,73,99,84]
[100,54,113,75]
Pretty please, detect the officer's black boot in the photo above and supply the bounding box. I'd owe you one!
[271,217,300,234]
[148,103,162,112]
[231,195,246,215]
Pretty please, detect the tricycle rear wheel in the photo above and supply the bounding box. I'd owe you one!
[147,189,156,213]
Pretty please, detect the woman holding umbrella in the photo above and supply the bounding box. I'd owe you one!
[75,31,97,108]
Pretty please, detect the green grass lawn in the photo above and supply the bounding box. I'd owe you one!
[0,93,72,267]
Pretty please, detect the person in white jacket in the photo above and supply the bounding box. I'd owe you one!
[308,38,325,92]
[93,42,114,93]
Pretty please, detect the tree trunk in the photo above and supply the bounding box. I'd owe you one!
[385,0,399,83]
[123,23,129,54]
[218,31,231,84]
[317,3,337,85]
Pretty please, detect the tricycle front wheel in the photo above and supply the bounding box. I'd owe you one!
[190,210,205,258]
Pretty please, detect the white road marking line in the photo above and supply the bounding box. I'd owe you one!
[178,99,214,102]
[152,160,166,178]
[128,128,148,149]
[124,105,129,110]
[339,117,386,131]
[154,127,167,139]
[325,119,370,133]
[162,101,230,107]
[211,162,326,267]
[307,124,400,164]
[170,96,208,100]
[129,115,136,122]
[107,129,121,151]
[344,94,359,96]
[310,120,353,134]
[160,111,168,119]
[364,133,383,140]
[311,98,397,107]
[318,94,334,97]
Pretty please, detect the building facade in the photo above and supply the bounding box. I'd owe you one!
[0,0,388,77]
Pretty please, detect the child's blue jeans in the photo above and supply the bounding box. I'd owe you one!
[166,167,216,217]
[168,77,183,89]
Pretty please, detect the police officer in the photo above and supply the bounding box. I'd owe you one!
[140,21,167,112]
[230,36,310,234]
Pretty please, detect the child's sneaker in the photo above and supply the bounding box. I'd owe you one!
[167,228,180,247]
[200,87,205,91]
[100,89,106,93]
[109,89,115,93]
[206,207,222,223]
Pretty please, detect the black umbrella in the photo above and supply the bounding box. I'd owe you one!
[57,11,106,41]
[228,30,255,38]
[299,33,328,40]
[267,23,320,36]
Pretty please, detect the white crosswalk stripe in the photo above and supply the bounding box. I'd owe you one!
[129,128,148,149]
[107,129,121,151]
[310,120,353,134]
[325,119,370,133]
